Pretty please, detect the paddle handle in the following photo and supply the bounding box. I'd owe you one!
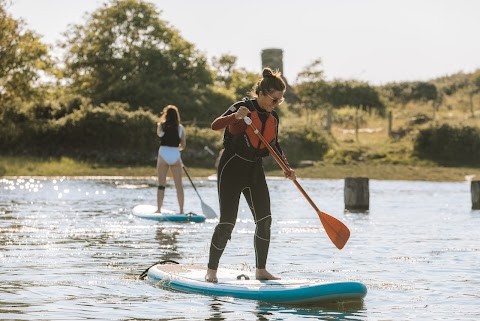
[243,116,292,176]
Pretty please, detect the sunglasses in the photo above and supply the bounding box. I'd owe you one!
[265,92,285,105]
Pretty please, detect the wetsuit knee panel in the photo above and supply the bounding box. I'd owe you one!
[257,216,272,238]
[158,185,165,190]
[213,224,234,243]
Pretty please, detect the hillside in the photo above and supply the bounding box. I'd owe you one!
[278,70,480,168]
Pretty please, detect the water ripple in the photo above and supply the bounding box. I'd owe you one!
[1,178,479,320]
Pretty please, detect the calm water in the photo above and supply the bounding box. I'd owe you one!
[1,176,479,320]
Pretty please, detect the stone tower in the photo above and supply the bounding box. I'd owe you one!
[261,48,298,102]
[261,49,285,75]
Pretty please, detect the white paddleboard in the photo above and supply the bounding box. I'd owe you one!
[146,263,367,305]
[132,205,206,223]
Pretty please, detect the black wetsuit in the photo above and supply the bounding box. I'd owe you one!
[208,98,285,270]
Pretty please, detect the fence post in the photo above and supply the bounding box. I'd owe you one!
[344,177,369,212]
[388,111,392,137]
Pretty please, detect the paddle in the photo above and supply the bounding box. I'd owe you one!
[243,116,350,249]
[182,163,217,219]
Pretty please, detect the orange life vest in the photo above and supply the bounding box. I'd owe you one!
[228,109,278,161]
[245,111,277,150]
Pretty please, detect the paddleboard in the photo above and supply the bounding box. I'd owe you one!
[132,205,206,223]
[146,263,367,305]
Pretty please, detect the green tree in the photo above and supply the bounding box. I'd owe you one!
[211,54,237,89]
[211,53,259,101]
[384,81,437,107]
[60,0,213,120]
[295,58,328,111]
[296,60,384,115]
[383,82,412,106]
[411,82,438,102]
[229,69,259,101]
[0,0,52,103]
[320,81,385,115]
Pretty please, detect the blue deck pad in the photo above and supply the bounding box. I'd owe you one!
[132,205,206,223]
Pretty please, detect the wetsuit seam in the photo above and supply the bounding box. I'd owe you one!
[242,187,256,213]
[255,215,271,223]
[218,154,237,210]
[255,235,270,242]
[234,153,258,162]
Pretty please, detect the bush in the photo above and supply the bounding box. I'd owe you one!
[183,126,223,167]
[54,102,158,163]
[0,102,31,151]
[1,99,332,168]
[414,124,480,166]
[278,126,330,165]
[323,147,367,165]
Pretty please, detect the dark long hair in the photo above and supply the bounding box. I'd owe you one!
[158,105,181,130]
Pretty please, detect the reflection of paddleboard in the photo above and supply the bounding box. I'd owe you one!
[146,263,367,305]
[132,205,206,223]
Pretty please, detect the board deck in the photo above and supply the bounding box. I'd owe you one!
[146,263,367,305]
[132,204,206,223]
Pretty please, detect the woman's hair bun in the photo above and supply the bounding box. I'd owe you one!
[262,68,274,78]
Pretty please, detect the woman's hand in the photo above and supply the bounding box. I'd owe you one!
[235,106,249,120]
[285,168,296,180]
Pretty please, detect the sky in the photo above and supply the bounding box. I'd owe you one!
[7,0,480,85]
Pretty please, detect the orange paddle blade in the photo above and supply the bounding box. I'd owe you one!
[318,211,351,250]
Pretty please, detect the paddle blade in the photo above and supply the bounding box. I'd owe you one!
[318,211,350,250]
[201,201,217,219]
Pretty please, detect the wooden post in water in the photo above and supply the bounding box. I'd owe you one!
[472,180,480,209]
[344,177,369,212]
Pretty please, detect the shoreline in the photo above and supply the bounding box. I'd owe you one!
[1,157,479,182]
[1,166,478,183]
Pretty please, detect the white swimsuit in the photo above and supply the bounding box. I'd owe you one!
[158,125,183,165]
[159,146,180,165]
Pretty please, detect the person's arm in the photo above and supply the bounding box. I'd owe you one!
[157,123,164,138]
[179,124,186,151]
[211,113,237,130]
[211,104,249,135]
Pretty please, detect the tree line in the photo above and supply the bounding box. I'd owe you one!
[1,0,480,167]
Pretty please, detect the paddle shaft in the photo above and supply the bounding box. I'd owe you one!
[182,165,202,200]
[243,116,350,249]
[182,163,217,218]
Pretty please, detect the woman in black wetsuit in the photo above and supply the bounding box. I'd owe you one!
[205,68,296,282]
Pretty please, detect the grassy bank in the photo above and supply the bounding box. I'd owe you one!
[1,156,479,182]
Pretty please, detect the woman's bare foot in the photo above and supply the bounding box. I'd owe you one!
[205,268,218,283]
[256,268,280,280]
